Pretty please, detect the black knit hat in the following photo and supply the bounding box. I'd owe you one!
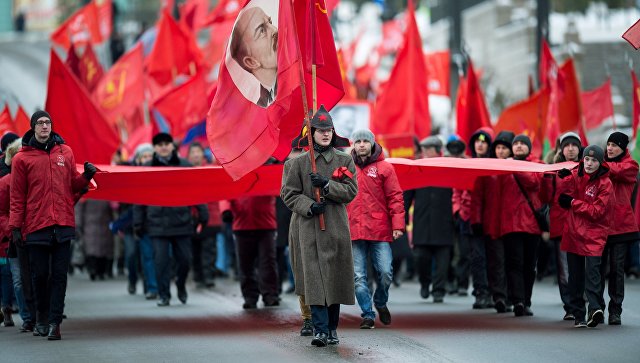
[583,145,605,164]
[152,132,173,146]
[491,130,515,157]
[512,134,532,152]
[1,132,19,153]
[607,131,629,150]
[30,110,51,130]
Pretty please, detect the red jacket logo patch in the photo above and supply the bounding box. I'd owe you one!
[366,166,378,178]
[585,185,597,198]
[57,155,65,167]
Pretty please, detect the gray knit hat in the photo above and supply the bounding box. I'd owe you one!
[351,129,375,144]
[583,144,605,164]
[420,136,443,150]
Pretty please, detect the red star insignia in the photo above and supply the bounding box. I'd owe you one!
[319,114,327,121]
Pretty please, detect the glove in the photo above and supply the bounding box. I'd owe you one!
[133,226,144,239]
[309,173,329,188]
[83,161,97,181]
[558,193,573,209]
[309,202,326,216]
[221,210,233,224]
[471,223,483,237]
[196,220,208,233]
[11,229,23,247]
[557,168,571,179]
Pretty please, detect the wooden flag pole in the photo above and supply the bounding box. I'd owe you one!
[290,0,325,230]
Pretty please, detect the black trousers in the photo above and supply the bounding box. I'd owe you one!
[311,304,340,334]
[552,237,571,313]
[191,227,218,283]
[414,245,450,297]
[485,238,508,303]
[503,233,539,306]
[29,241,71,325]
[469,233,490,298]
[152,236,192,300]
[598,242,627,315]
[17,245,35,323]
[234,230,279,304]
[455,225,471,290]
[567,252,602,321]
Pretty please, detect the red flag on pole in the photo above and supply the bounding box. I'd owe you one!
[50,0,104,49]
[372,1,430,140]
[539,39,555,87]
[424,50,450,97]
[179,0,209,32]
[456,58,491,147]
[13,106,31,136]
[207,0,344,180]
[78,44,104,92]
[581,78,615,130]
[94,43,145,129]
[623,19,640,50]
[632,70,640,139]
[154,72,210,140]
[146,9,203,86]
[65,44,81,77]
[45,50,120,164]
[0,104,13,136]
[204,0,243,25]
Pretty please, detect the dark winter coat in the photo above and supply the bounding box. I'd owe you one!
[281,148,358,306]
[76,199,114,258]
[133,151,208,237]
[406,186,454,246]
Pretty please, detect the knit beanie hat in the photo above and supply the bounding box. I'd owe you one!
[30,110,51,130]
[512,134,532,151]
[420,135,443,149]
[351,129,375,144]
[1,132,19,152]
[559,131,581,150]
[152,132,173,146]
[446,134,466,155]
[607,131,629,150]
[583,145,605,164]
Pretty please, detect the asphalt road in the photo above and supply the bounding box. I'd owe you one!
[3,271,640,363]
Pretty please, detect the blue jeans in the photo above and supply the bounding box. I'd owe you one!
[311,304,340,334]
[9,258,31,322]
[352,240,393,320]
[139,235,158,294]
[124,233,139,287]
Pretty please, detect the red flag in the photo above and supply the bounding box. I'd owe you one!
[557,59,584,139]
[539,39,555,87]
[154,72,210,140]
[78,45,104,92]
[632,70,640,139]
[0,104,14,136]
[207,0,344,180]
[305,0,325,70]
[122,121,153,158]
[623,19,640,50]
[94,43,145,129]
[337,49,356,100]
[45,50,120,164]
[179,0,209,32]
[457,58,491,149]
[495,88,550,159]
[13,106,31,136]
[146,10,203,86]
[96,0,113,42]
[379,19,404,56]
[50,0,102,49]
[372,2,430,139]
[203,18,236,70]
[65,44,81,77]
[424,50,450,97]
[581,78,615,130]
[204,0,243,25]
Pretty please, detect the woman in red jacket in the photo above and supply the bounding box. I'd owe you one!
[557,145,612,328]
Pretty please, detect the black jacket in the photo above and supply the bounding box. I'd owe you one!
[133,152,208,237]
[406,187,454,246]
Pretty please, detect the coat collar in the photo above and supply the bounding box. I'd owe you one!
[314,147,336,163]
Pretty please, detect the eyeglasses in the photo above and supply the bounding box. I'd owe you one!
[35,120,52,126]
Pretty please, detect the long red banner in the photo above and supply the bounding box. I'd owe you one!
[84,158,574,206]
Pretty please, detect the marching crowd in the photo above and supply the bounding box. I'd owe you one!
[0,108,639,345]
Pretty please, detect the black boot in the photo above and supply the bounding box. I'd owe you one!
[47,323,61,340]
[311,332,328,347]
[328,330,339,345]
[1,307,14,327]
[300,319,314,336]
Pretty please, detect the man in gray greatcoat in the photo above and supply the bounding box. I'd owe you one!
[281,105,358,347]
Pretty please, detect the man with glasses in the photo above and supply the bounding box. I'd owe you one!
[9,110,96,340]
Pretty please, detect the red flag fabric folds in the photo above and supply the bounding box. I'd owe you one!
[623,19,640,50]
[372,2,430,140]
[45,50,120,164]
[146,10,203,86]
[581,78,615,130]
[0,105,13,136]
[50,0,107,49]
[425,50,450,97]
[13,106,31,136]
[78,45,104,92]
[456,58,491,148]
[94,43,145,129]
[632,70,640,139]
[85,158,573,206]
[207,0,344,180]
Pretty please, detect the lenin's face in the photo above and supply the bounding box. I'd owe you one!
[236,7,278,74]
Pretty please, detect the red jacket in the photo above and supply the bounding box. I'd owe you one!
[541,173,573,239]
[9,134,88,237]
[499,172,542,237]
[0,174,9,257]
[347,150,405,242]
[561,164,613,257]
[471,175,502,239]
[605,152,639,238]
[219,196,276,231]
